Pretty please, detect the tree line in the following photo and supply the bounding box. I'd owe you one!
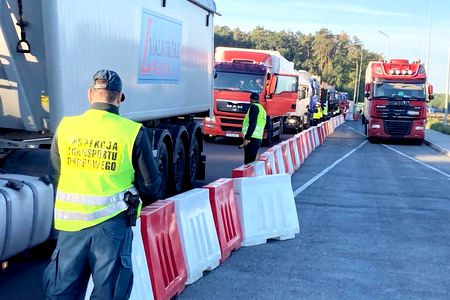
[214,25,382,101]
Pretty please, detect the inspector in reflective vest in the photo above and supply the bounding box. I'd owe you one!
[313,105,323,120]
[242,103,267,139]
[54,109,142,231]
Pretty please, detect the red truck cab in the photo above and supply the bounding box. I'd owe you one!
[363,59,433,144]
[203,47,298,144]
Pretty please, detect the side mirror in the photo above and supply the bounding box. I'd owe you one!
[364,92,370,98]
[268,75,277,95]
[427,94,434,102]
[427,83,433,95]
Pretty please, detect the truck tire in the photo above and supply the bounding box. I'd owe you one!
[155,142,169,200]
[263,118,274,146]
[364,123,368,136]
[368,136,378,143]
[185,136,199,189]
[171,138,186,194]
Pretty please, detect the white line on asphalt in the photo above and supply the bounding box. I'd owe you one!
[343,124,366,137]
[293,140,368,196]
[344,124,450,178]
[382,144,450,179]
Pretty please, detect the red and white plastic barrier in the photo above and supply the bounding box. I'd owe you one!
[169,189,221,284]
[204,178,242,263]
[289,137,301,170]
[259,149,276,175]
[234,174,300,246]
[313,127,320,147]
[280,141,295,174]
[273,144,286,174]
[140,200,187,300]
[232,161,267,178]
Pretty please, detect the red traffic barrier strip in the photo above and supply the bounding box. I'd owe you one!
[258,153,273,175]
[231,164,254,178]
[204,178,243,263]
[140,200,187,300]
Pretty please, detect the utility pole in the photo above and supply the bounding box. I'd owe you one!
[445,49,449,126]
[355,51,364,114]
[349,60,358,119]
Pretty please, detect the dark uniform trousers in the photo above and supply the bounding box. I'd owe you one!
[244,138,262,164]
[43,212,133,300]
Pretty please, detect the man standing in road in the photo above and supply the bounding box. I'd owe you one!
[240,92,267,164]
[43,70,161,299]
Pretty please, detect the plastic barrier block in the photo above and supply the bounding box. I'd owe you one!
[280,141,294,174]
[140,200,187,300]
[85,219,154,300]
[319,124,325,144]
[313,127,320,146]
[231,164,254,178]
[273,145,286,174]
[258,151,274,175]
[294,133,305,164]
[248,160,266,176]
[234,174,300,246]
[169,189,221,284]
[289,137,301,170]
[204,178,242,263]
[307,129,315,152]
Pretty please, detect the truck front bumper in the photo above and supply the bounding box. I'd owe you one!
[368,119,425,140]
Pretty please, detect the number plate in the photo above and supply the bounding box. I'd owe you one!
[225,133,240,138]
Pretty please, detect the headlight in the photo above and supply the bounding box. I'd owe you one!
[205,116,216,122]
[288,118,297,124]
[407,70,413,75]
[395,69,401,75]
[415,126,424,131]
[407,111,420,116]
[371,124,381,129]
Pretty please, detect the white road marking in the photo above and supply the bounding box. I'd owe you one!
[293,140,368,196]
[382,144,450,179]
[343,124,366,137]
[344,123,450,179]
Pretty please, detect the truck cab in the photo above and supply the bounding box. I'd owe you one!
[203,47,298,144]
[363,59,433,143]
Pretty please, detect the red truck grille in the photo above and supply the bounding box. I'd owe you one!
[384,120,412,136]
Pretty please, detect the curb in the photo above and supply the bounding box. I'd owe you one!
[423,139,450,157]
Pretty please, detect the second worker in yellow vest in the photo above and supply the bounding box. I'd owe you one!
[313,102,323,126]
[43,70,161,300]
[240,92,267,164]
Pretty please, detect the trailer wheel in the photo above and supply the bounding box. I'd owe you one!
[171,140,186,194]
[185,137,200,189]
[156,142,169,199]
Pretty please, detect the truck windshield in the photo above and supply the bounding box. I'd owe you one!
[214,72,265,93]
[374,82,426,100]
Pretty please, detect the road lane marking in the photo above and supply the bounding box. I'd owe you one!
[343,124,366,137]
[293,140,368,196]
[382,144,450,179]
[344,124,450,178]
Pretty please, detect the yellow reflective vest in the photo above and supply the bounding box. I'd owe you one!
[54,109,142,231]
[242,103,267,140]
[313,106,323,120]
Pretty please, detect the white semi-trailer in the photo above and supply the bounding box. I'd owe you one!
[0,0,217,261]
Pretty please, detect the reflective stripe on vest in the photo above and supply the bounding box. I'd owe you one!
[55,200,128,221]
[56,187,138,206]
[242,103,267,140]
[55,109,142,231]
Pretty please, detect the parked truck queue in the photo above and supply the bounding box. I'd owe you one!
[0,0,440,299]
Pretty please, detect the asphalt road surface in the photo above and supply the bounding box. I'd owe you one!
[181,121,450,299]
[1,121,450,299]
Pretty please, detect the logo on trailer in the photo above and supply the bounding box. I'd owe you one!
[138,9,182,83]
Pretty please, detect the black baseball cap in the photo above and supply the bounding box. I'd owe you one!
[92,70,125,102]
[249,92,259,101]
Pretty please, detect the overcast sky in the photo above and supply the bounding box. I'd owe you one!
[214,0,450,93]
